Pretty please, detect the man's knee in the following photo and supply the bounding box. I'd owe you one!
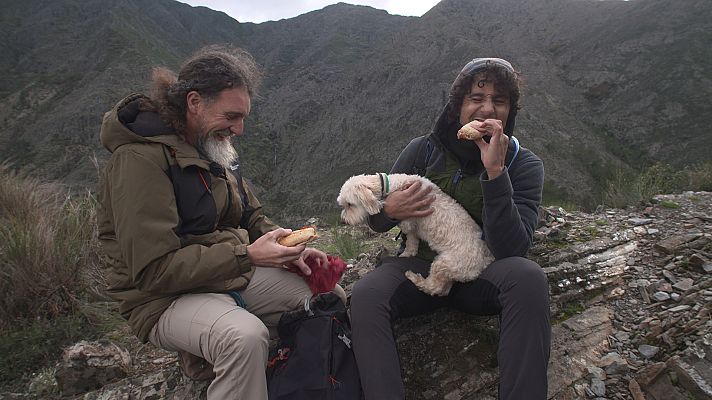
[350,278,368,314]
[511,257,546,283]
[351,275,387,316]
[351,260,430,321]
[218,313,269,354]
[504,257,549,306]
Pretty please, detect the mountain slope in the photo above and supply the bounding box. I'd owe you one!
[0,0,710,220]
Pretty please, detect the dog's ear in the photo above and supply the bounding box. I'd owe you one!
[354,183,381,215]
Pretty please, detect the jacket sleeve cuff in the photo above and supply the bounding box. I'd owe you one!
[480,167,514,199]
[368,211,399,232]
[233,244,254,274]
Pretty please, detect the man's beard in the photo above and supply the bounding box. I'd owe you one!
[197,129,237,169]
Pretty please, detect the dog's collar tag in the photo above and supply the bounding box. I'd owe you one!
[378,173,389,197]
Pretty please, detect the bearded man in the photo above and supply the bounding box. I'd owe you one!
[97,45,344,399]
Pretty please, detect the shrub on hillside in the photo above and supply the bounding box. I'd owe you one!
[687,162,712,191]
[0,165,103,326]
[602,168,639,209]
[636,163,687,201]
[602,162,712,208]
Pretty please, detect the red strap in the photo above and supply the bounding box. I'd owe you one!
[267,347,290,368]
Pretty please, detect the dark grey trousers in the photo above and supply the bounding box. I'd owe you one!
[350,256,551,400]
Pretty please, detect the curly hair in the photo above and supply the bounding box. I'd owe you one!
[142,45,262,134]
[446,63,522,124]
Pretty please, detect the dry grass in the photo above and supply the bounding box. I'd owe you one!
[687,162,712,191]
[0,165,103,327]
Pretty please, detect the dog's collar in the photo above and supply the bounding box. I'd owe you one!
[378,173,390,198]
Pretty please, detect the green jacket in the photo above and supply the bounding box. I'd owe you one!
[97,93,278,342]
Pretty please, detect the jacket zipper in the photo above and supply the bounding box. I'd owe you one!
[452,168,464,190]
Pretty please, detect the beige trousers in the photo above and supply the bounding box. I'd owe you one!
[149,266,346,400]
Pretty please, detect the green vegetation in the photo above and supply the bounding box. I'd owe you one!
[0,166,109,385]
[312,215,401,261]
[636,164,685,201]
[582,225,604,239]
[597,128,649,172]
[543,160,712,211]
[0,316,91,386]
[332,229,366,260]
[660,200,681,209]
[542,181,580,210]
[553,301,586,323]
[315,227,366,260]
[602,162,712,208]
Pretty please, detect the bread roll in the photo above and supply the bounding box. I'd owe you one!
[457,120,486,141]
[278,226,318,247]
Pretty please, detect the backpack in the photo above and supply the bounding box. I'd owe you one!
[266,292,363,400]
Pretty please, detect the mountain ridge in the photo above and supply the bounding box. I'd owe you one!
[0,0,710,220]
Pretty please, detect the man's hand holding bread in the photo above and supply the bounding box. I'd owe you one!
[277,226,318,247]
[246,227,323,276]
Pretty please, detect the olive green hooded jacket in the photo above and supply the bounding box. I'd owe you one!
[97,93,278,342]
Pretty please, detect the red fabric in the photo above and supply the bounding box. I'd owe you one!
[287,255,347,295]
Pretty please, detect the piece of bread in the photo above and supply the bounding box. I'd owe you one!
[278,226,319,247]
[457,120,486,141]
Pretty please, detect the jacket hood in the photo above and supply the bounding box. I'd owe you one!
[100,93,182,153]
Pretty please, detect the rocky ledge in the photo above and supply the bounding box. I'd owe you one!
[8,191,711,400]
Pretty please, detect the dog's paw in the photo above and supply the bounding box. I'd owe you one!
[404,270,424,285]
[399,249,416,257]
[405,271,452,297]
[416,283,447,297]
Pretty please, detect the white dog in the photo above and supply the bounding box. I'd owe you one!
[337,173,493,296]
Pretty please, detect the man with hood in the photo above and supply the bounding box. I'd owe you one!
[349,58,550,399]
[97,45,344,399]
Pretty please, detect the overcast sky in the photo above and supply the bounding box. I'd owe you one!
[180,1,441,23]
